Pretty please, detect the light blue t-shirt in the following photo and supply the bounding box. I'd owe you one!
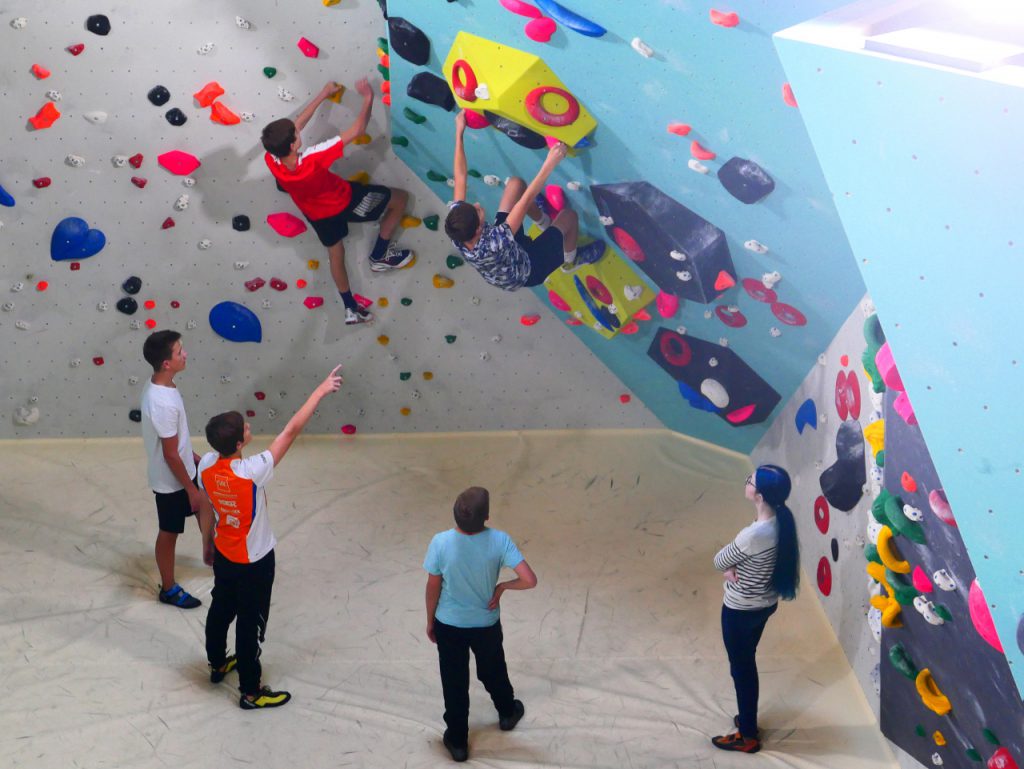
[424,527,524,628]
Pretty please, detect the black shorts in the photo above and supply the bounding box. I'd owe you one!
[494,211,565,287]
[307,183,393,247]
[154,476,198,534]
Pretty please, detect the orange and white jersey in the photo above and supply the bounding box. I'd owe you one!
[197,450,276,564]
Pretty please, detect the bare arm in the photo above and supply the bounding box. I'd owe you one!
[487,559,538,609]
[452,111,468,202]
[198,495,215,566]
[294,82,339,133]
[425,573,442,643]
[267,366,343,467]
[339,78,373,145]
[504,143,566,233]
[161,436,202,511]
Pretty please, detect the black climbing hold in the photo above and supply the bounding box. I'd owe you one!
[86,14,111,36]
[407,72,455,112]
[121,276,142,295]
[129,409,142,423]
[376,0,388,18]
[232,215,251,232]
[831,538,839,562]
[717,157,775,204]
[484,111,547,150]
[388,17,430,66]
[165,108,187,126]
[148,85,171,106]
[819,420,867,511]
[116,297,138,315]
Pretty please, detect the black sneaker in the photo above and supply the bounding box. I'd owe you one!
[158,583,201,609]
[209,655,237,683]
[369,241,416,272]
[239,686,291,710]
[499,699,525,731]
[442,730,468,762]
[345,306,374,325]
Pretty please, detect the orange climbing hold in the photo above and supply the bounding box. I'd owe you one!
[400,407,411,416]
[210,101,241,125]
[382,94,391,106]
[352,133,372,145]
[520,313,541,326]
[401,215,422,228]
[782,82,798,108]
[667,123,691,136]
[901,471,917,493]
[433,275,454,288]
[377,335,390,345]
[378,297,389,307]
[714,271,736,291]
[709,9,740,27]
[29,101,61,130]
[31,63,51,79]
[690,141,716,160]
[193,81,225,108]
[423,371,434,380]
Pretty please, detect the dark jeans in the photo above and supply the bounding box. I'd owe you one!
[205,548,275,695]
[434,619,517,746]
[721,603,777,739]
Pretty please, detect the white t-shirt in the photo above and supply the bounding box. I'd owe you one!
[140,380,196,493]
[197,450,277,564]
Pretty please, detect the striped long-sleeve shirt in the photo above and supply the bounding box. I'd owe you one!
[714,518,779,610]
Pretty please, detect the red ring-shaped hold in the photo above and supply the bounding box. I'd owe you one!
[814,495,830,535]
[741,277,777,304]
[817,556,832,596]
[585,275,613,304]
[452,60,478,101]
[835,371,849,421]
[715,305,748,328]
[660,332,692,368]
[771,301,807,326]
[524,86,581,128]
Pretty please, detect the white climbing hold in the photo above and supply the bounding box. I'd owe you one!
[97,301,109,311]
[267,408,277,419]
[869,466,883,485]
[762,271,781,289]
[902,504,924,522]
[15,320,30,330]
[688,159,709,174]
[913,596,945,626]
[387,353,397,361]
[83,111,108,124]
[183,177,196,187]
[112,155,128,168]
[708,357,719,368]
[46,89,62,102]
[10,17,28,29]
[607,303,619,314]
[676,270,692,282]
[278,86,295,102]
[474,83,490,100]
[718,337,729,347]
[235,15,251,29]
[933,569,956,591]
[479,351,490,361]
[818,353,827,366]
[819,413,827,424]
[566,181,581,191]
[593,322,603,331]
[65,154,85,168]
[675,325,687,335]
[13,406,39,425]
[630,37,654,58]
[470,296,481,305]
[744,239,768,254]
[446,178,456,188]
[703,309,713,319]
[867,606,882,643]
[599,215,614,226]
[186,319,198,330]
[220,375,232,384]
[700,378,729,408]
[574,310,584,319]
[130,319,142,329]
[1,302,13,312]
[866,517,883,543]
[261,298,272,309]
[11,282,25,293]
[861,298,876,316]
[726,304,739,313]
[174,194,190,211]
[670,249,687,261]
[241,111,256,122]
[491,334,502,343]
[70,358,82,367]
[769,327,782,337]
[931,753,943,766]
[623,285,642,301]
[128,376,139,385]
[197,41,215,55]
[234,261,250,270]
[198,239,212,250]
[483,175,501,186]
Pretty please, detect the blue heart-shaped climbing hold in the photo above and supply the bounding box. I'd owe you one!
[51,217,107,261]
[795,398,817,434]
[209,301,263,343]
[678,380,719,413]
[0,183,15,207]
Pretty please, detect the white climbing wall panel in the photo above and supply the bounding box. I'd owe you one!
[0,0,659,438]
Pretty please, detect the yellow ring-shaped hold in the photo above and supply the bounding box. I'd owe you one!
[915,669,952,716]
[877,526,911,574]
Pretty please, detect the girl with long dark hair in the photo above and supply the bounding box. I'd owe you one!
[711,464,800,753]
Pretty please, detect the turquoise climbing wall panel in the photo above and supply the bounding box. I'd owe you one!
[387,0,866,453]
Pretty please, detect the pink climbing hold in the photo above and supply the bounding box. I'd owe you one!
[874,342,904,390]
[565,318,583,326]
[544,184,566,212]
[656,291,679,318]
[520,313,541,326]
[297,37,320,58]
[341,423,357,435]
[620,321,640,335]
[353,293,373,309]
[988,747,1019,769]
[691,141,716,161]
[548,289,571,312]
[968,579,1004,653]
[267,212,308,238]
[782,82,799,108]
[158,150,201,176]
[303,296,324,309]
[619,394,631,404]
[928,489,957,527]
[893,391,917,425]
[912,565,933,593]
[667,123,692,136]
[709,9,740,27]
[726,403,756,424]
[464,109,490,129]
[500,0,542,18]
[525,17,557,42]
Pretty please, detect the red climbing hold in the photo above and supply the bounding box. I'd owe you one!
[667,123,692,136]
[619,394,631,404]
[585,275,613,304]
[901,471,917,493]
[770,301,807,326]
[144,300,156,310]
[296,279,308,289]
[33,177,51,188]
[29,102,61,130]
[341,423,357,435]
[382,94,392,106]
[500,0,542,17]
[170,300,180,308]
[193,81,225,108]
[548,289,571,312]
[620,321,640,335]
[158,150,201,176]
[929,489,956,527]
[161,217,175,229]
[267,212,308,237]
[210,101,241,125]
[709,9,740,27]
[464,109,489,129]
[715,305,747,328]
[246,410,256,418]
[840,354,849,367]
[782,83,798,108]
[353,294,373,309]
[741,277,777,304]
[713,270,736,291]
[690,141,716,160]
[814,495,830,534]
[452,60,478,101]
[245,277,266,292]
[303,296,325,309]
[92,356,104,366]
[31,63,51,79]
[987,747,1018,769]
[817,556,832,596]
[521,313,541,326]
[297,37,320,58]
[36,281,49,292]
[70,262,81,271]
[129,153,144,169]
[255,391,266,400]
[525,17,557,43]
[633,308,651,321]
[612,227,646,262]
[835,371,861,420]
[67,43,85,56]
[565,318,583,326]
[270,278,287,291]
[145,319,157,329]
[131,176,147,188]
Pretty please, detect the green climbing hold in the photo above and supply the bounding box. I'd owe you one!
[876,450,885,467]
[862,345,886,394]
[864,543,881,565]
[982,729,999,745]
[445,334,456,344]
[915,724,926,738]
[426,170,447,183]
[966,748,982,762]
[423,215,439,231]
[399,372,411,381]
[886,569,920,605]
[446,254,464,270]
[377,37,389,53]
[263,67,277,78]
[403,106,427,124]
[400,297,412,306]
[864,314,886,347]
[391,136,409,147]
[377,64,390,79]
[933,604,953,622]
[889,643,919,681]
[872,488,894,526]
[467,169,482,179]
[884,495,926,544]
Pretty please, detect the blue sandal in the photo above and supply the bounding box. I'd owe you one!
[159,583,201,609]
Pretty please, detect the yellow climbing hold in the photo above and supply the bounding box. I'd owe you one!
[876,526,910,574]
[915,669,952,716]
[401,215,422,228]
[327,85,345,104]
[377,335,390,345]
[433,274,455,289]
[423,371,434,380]
[400,407,411,416]
[352,133,372,145]
[307,259,320,270]
[324,0,342,5]
[933,731,946,746]
[378,297,389,307]
[864,419,885,458]
[867,561,904,628]
[348,171,370,184]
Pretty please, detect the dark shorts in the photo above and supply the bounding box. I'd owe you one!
[307,183,393,247]
[494,211,565,287]
[154,476,198,534]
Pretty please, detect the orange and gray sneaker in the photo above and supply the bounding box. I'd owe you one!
[209,655,237,683]
[239,686,291,710]
[711,731,761,753]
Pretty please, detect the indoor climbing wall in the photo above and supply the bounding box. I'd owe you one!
[775,0,1024,696]
[0,0,661,439]
[385,0,867,454]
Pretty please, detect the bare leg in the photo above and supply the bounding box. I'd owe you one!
[552,209,579,258]
[378,188,409,241]
[328,241,350,294]
[156,530,178,590]
[498,176,527,213]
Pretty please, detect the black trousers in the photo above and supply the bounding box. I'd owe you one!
[721,603,777,739]
[205,548,275,695]
[434,619,517,746]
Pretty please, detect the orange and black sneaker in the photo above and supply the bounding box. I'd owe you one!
[712,731,761,753]
[239,686,291,710]
[209,655,237,683]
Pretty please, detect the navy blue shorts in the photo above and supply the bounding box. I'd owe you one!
[307,183,393,247]
[494,211,564,287]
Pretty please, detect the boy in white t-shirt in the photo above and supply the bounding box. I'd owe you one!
[197,366,342,710]
[141,330,209,609]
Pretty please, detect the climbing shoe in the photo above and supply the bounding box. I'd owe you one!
[499,699,525,731]
[158,584,201,609]
[345,306,374,325]
[209,655,237,683]
[239,686,291,710]
[442,730,468,762]
[369,242,416,272]
[572,239,606,267]
[711,731,761,753]
[733,714,761,738]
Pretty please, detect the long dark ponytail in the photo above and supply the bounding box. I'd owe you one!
[755,464,800,601]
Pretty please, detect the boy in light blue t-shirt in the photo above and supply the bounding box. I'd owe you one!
[424,486,538,763]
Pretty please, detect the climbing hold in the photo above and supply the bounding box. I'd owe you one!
[408,72,456,111]
[433,275,455,289]
[782,83,798,108]
[445,254,465,270]
[295,279,307,289]
[889,643,919,680]
[388,17,431,65]
[308,260,320,270]
[901,471,917,493]
[771,302,807,326]
[232,215,250,232]
[401,215,423,228]
[303,296,324,309]
[263,66,277,79]
[715,305,746,328]
[9,17,27,29]
[630,37,654,57]
[67,43,85,55]
[934,732,947,746]
[391,136,409,147]
[426,170,448,183]
[82,110,107,125]
[209,301,262,343]
[667,123,692,136]
[864,419,884,456]
[718,157,775,204]
[795,399,817,434]
[521,314,541,326]
[244,278,266,292]
[687,159,709,175]
[31,63,51,79]
[484,111,548,149]
[500,0,542,17]
[210,102,241,125]
[165,108,187,126]
[129,153,144,168]
[423,215,439,231]
[297,37,320,58]
[525,17,557,42]
[351,133,371,145]
[709,9,740,27]
[158,150,201,175]
[174,194,190,211]
[402,106,427,125]
[376,334,390,346]
[912,566,934,593]
[0,186,14,208]
[143,299,156,310]
[875,342,903,390]
[713,271,735,291]
[193,81,224,107]
[148,85,171,106]
[399,372,411,381]
[269,278,287,291]
[131,176,147,189]
[86,14,111,36]
[654,291,679,318]
[51,217,106,262]
[267,212,308,237]
[444,334,456,344]
[928,489,956,526]
[876,526,910,573]
[35,281,48,292]
[915,669,951,716]
[170,300,180,309]
[145,319,157,329]
[535,0,606,36]
[968,579,1004,652]
[464,110,490,130]
[32,177,51,189]
[690,141,716,161]
[422,371,434,381]
[161,217,175,229]
[29,102,61,130]
[348,171,371,184]
[401,297,412,306]
[400,407,412,416]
